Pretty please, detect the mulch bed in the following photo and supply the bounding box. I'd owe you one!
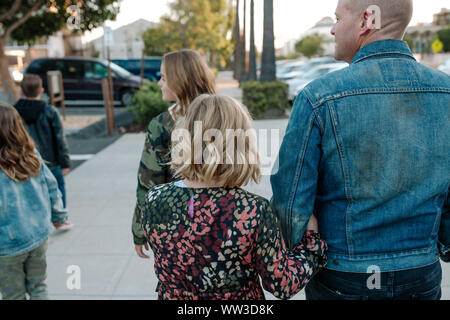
[119,121,146,134]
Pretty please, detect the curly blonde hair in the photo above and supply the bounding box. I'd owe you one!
[171,94,261,187]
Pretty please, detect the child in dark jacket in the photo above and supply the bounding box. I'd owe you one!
[14,74,72,230]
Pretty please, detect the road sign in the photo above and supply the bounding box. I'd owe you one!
[104,26,113,47]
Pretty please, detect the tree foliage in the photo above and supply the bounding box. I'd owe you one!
[0,0,120,104]
[295,34,324,58]
[0,0,121,44]
[142,0,234,68]
[438,28,450,53]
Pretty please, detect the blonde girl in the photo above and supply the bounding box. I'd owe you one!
[139,94,327,300]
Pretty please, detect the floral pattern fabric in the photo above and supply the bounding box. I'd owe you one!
[141,183,327,300]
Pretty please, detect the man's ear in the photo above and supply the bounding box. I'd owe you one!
[360,6,381,36]
[359,10,373,36]
[40,87,44,94]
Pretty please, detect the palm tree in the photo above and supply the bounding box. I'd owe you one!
[239,0,247,82]
[248,0,257,80]
[233,0,241,80]
[260,0,276,81]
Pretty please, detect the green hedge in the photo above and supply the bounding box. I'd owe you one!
[127,80,171,126]
[241,81,290,119]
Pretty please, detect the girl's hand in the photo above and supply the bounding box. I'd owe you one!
[135,243,150,259]
[306,214,319,232]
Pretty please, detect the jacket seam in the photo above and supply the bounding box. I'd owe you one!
[286,111,316,248]
[352,51,415,64]
[327,243,438,260]
[312,110,324,135]
[327,101,354,256]
[309,87,450,110]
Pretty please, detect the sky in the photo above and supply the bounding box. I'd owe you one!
[83,0,450,49]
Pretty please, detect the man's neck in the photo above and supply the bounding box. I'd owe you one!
[359,33,402,51]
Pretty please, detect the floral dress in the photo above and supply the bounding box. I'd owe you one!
[140,182,327,300]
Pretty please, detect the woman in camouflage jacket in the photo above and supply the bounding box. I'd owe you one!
[132,49,216,255]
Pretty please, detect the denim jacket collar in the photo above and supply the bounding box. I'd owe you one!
[351,39,415,65]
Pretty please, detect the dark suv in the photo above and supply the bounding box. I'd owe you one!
[112,58,162,81]
[24,57,141,106]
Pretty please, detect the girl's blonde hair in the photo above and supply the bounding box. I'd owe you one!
[0,102,41,181]
[171,94,261,187]
[163,49,216,119]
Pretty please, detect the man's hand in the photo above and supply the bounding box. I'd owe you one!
[135,242,150,259]
[62,168,70,176]
[306,214,319,232]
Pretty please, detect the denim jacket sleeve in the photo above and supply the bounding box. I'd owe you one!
[42,162,68,224]
[270,91,322,249]
[438,185,450,262]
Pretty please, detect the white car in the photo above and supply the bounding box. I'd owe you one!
[279,57,338,82]
[438,59,450,75]
[277,60,306,80]
[288,63,348,101]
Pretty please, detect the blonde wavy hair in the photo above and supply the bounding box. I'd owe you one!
[0,102,41,181]
[171,94,261,187]
[163,49,216,119]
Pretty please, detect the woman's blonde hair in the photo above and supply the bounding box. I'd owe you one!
[163,49,216,119]
[171,94,261,187]
[0,102,41,181]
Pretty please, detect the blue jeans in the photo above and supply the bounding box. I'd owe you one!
[305,261,442,300]
[50,166,66,209]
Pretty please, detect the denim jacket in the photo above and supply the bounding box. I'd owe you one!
[0,160,67,256]
[271,40,450,273]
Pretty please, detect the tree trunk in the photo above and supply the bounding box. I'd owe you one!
[248,0,257,81]
[233,0,241,80]
[0,37,20,104]
[239,0,247,82]
[260,0,276,82]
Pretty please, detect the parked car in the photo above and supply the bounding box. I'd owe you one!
[112,58,162,81]
[287,62,348,101]
[24,57,141,106]
[279,57,338,82]
[438,59,450,75]
[277,60,306,79]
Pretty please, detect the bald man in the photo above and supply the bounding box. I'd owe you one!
[271,0,450,300]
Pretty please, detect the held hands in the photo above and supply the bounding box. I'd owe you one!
[306,214,319,233]
[135,242,150,259]
[62,168,70,176]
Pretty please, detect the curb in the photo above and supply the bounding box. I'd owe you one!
[67,109,136,139]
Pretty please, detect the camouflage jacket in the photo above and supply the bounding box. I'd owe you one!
[132,111,176,245]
